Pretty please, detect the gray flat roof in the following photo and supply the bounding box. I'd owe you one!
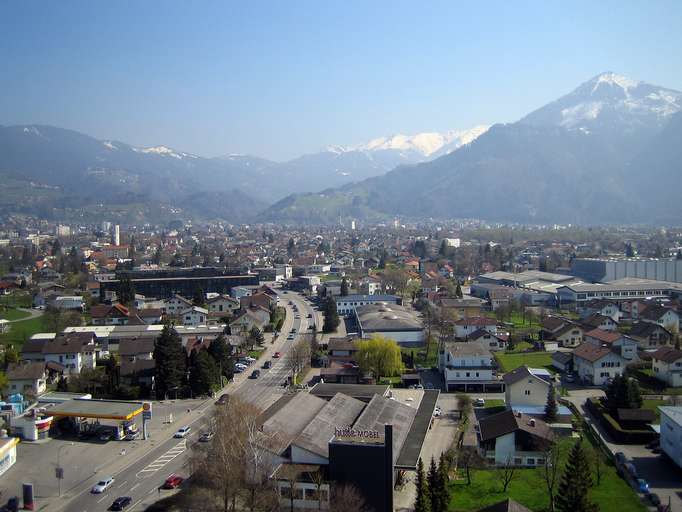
[396,389,439,469]
[310,383,389,402]
[45,398,144,420]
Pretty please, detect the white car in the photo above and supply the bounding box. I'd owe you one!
[174,426,191,438]
[91,476,115,494]
[474,398,486,407]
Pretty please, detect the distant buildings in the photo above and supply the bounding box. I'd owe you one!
[571,257,682,284]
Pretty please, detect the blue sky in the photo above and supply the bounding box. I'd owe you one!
[2,1,681,160]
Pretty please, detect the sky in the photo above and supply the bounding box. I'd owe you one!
[1,1,682,161]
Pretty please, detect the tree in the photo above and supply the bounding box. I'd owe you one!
[499,456,518,492]
[248,327,264,348]
[3,345,19,369]
[208,335,235,381]
[340,277,349,297]
[506,332,515,352]
[51,238,62,256]
[322,296,340,333]
[556,440,598,512]
[192,287,206,307]
[437,453,450,511]
[189,350,221,396]
[455,282,463,299]
[356,335,403,379]
[540,441,562,512]
[154,324,187,399]
[117,277,135,307]
[329,484,371,512]
[626,378,643,409]
[677,249,682,261]
[625,242,635,258]
[287,337,311,382]
[606,375,641,411]
[545,383,558,422]
[590,445,603,486]
[414,458,430,512]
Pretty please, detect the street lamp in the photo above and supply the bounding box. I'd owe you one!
[56,442,74,497]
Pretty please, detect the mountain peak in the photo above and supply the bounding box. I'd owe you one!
[589,71,640,92]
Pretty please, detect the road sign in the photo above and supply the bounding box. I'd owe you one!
[142,401,152,420]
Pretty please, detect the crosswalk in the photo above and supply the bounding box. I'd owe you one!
[136,439,186,476]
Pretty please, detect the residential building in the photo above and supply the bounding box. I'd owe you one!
[230,307,269,333]
[584,328,638,360]
[659,406,682,468]
[467,329,508,351]
[639,304,680,333]
[439,342,499,392]
[477,409,554,466]
[579,299,622,322]
[335,294,400,316]
[180,306,208,327]
[437,297,484,321]
[573,343,627,386]
[651,347,682,388]
[206,294,240,315]
[581,313,618,332]
[6,362,49,395]
[51,295,85,311]
[454,317,498,338]
[161,295,193,316]
[503,366,552,409]
[628,321,673,349]
[551,351,573,373]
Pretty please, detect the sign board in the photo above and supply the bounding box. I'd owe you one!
[333,426,382,444]
[142,402,152,420]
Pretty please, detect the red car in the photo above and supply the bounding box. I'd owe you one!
[162,474,184,489]
[273,352,281,358]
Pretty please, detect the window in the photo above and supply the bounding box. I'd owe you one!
[514,457,523,465]
[536,458,545,465]
[466,372,470,378]
[524,390,531,395]
[526,458,535,465]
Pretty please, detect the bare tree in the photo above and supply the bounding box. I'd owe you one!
[287,338,311,383]
[499,456,517,492]
[539,441,562,512]
[329,483,372,512]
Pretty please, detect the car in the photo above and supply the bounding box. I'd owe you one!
[199,431,214,442]
[307,313,312,318]
[91,477,115,494]
[174,426,191,438]
[99,431,113,442]
[291,328,296,333]
[474,398,486,407]
[273,351,282,358]
[263,360,272,369]
[649,493,661,506]
[425,383,434,389]
[244,356,256,362]
[287,335,294,340]
[235,363,248,370]
[162,474,184,489]
[564,373,575,382]
[124,431,140,441]
[614,452,626,464]
[110,496,132,511]
[624,462,638,478]
[637,479,649,493]
[215,394,229,406]
[250,370,261,379]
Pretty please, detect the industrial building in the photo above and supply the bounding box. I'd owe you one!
[571,257,682,284]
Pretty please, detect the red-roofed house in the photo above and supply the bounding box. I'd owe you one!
[573,343,627,386]
[651,347,682,388]
[584,328,638,360]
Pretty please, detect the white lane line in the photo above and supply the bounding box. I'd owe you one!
[130,482,140,491]
[117,480,128,488]
[97,495,109,503]
[135,439,186,477]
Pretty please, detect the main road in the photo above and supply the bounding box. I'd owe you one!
[54,291,321,512]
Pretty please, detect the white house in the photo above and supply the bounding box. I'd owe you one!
[335,295,400,316]
[478,409,554,467]
[180,306,208,327]
[503,366,552,409]
[651,347,682,388]
[6,362,48,395]
[52,295,85,311]
[640,305,680,334]
[42,333,97,376]
[161,295,193,316]
[454,317,498,338]
[584,329,638,361]
[579,300,622,322]
[467,329,508,351]
[439,342,499,392]
[659,406,682,469]
[206,295,240,315]
[573,343,627,386]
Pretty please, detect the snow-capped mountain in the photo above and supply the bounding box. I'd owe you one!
[521,72,681,133]
[328,125,489,158]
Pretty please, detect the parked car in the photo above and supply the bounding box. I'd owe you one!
[124,431,140,441]
[250,370,261,379]
[99,431,113,442]
[273,351,281,358]
[215,394,229,406]
[615,452,626,464]
[624,462,637,478]
[109,496,132,510]
[174,426,191,438]
[162,474,184,489]
[637,479,649,493]
[263,360,272,369]
[474,398,486,407]
[564,373,575,383]
[199,431,215,442]
[307,313,312,318]
[649,493,661,506]
[92,477,115,494]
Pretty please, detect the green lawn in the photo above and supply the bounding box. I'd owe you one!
[506,341,533,353]
[0,293,33,309]
[449,439,645,512]
[402,344,438,369]
[484,399,506,409]
[495,352,555,373]
[0,315,50,347]
[641,399,668,422]
[379,376,401,386]
[0,308,31,321]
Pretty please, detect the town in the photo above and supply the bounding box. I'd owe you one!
[0,220,680,511]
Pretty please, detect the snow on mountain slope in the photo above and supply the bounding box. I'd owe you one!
[522,72,681,131]
[329,125,490,158]
[132,145,198,159]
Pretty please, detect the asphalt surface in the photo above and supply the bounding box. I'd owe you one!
[0,288,318,512]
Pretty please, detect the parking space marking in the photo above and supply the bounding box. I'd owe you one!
[136,439,186,476]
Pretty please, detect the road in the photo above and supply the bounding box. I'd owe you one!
[1,288,316,512]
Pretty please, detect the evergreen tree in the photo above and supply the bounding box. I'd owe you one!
[51,238,62,256]
[249,326,265,347]
[625,242,635,258]
[323,296,340,333]
[436,453,450,511]
[189,350,220,396]
[340,277,349,297]
[506,332,515,351]
[427,457,439,512]
[192,287,205,307]
[626,378,642,409]
[556,440,598,512]
[545,383,558,422]
[455,282,463,298]
[207,334,234,380]
[154,324,187,399]
[414,458,430,512]
[117,277,135,306]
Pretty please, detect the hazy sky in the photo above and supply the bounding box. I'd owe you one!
[2,1,681,160]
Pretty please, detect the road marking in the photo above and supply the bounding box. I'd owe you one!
[136,439,186,477]
[97,495,108,503]
[117,480,128,488]
[130,482,140,491]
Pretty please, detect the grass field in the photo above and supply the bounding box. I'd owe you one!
[402,344,438,369]
[0,315,49,347]
[495,351,555,373]
[483,399,506,409]
[0,308,31,321]
[641,398,668,422]
[449,439,646,512]
[0,293,33,309]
